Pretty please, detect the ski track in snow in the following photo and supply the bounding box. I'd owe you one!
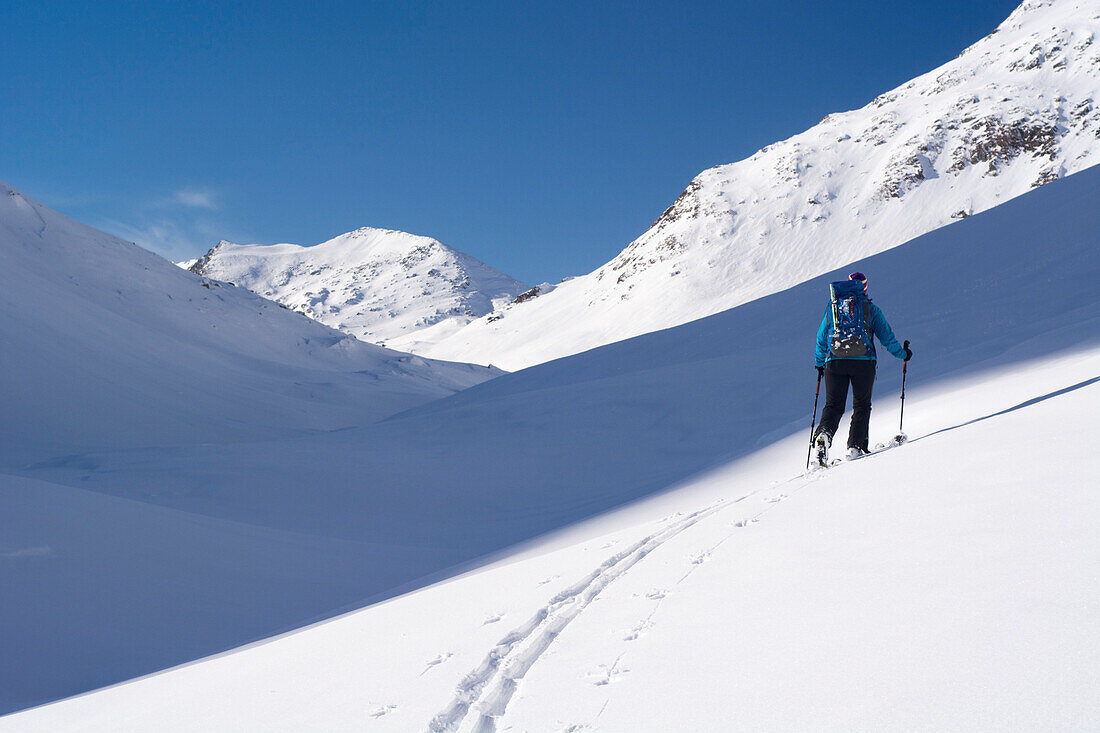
[606,476,815,695]
[425,504,725,732]
[553,376,1100,730]
[426,465,827,732]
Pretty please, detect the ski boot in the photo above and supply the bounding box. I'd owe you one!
[813,431,831,468]
[846,445,871,461]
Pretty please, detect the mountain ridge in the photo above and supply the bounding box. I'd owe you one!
[419,0,1100,370]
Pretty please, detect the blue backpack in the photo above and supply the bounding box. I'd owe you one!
[828,280,872,358]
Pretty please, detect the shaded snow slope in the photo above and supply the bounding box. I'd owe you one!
[8,349,1096,732]
[424,0,1100,369]
[186,228,526,350]
[0,180,496,459]
[0,475,444,716]
[2,164,1096,717]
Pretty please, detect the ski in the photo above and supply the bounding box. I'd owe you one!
[808,433,908,473]
[872,432,908,452]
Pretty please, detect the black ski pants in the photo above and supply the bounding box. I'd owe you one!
[815,359,876,451]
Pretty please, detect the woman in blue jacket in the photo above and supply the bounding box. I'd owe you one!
[813,272,911,463]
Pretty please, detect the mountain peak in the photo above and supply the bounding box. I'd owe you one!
[0,179,497,455]
[186,228,527,348]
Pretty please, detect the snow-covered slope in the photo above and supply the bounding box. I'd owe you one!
[10,353,1096,732]
[423,0,1100,369]
[186,228,527,350]
[3,162,1096,721]
[0,180,495,460]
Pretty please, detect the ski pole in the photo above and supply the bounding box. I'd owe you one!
[898,340,909,435]
[805,369,822,470]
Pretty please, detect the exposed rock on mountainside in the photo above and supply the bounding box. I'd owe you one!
[421,0,1100,370]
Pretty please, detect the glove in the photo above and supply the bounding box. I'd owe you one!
[815,366,824,377]
[903,340,912,361]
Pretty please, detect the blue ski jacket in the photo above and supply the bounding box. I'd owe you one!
[815,300,906,367]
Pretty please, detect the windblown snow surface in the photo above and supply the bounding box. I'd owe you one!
[185,228,527,350]
[422,0,1100,370]
[3,161,1097,729]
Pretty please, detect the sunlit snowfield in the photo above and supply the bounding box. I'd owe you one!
[2,162,1097,730]
[1,0,1098,727]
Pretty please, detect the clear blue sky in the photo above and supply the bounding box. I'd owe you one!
[1,1,1021,284]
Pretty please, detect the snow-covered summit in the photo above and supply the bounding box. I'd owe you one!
[423,0,1100,370]
[185,227,527,350]
[0,180,495,458]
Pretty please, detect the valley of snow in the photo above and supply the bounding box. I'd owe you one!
[418,0,1100,370]
[185,228,527,351]
[0,180,498,713]
[0,181,496,456]
[3,158,1097,728]
[10,351,1097,732]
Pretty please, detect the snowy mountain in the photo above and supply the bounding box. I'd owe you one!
[0,180,495,460]
[185,228,527,350]
[422,0,1100,370]
[3,161,1097,724]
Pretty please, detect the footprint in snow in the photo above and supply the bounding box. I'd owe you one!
[732,518,759,528]
[425,652,453,666]
[623,620,651,641]
[644,589,667,600]
[420,652,453,675]
[368,704,396,717]
[764,494,787,503]
[481,613,503,625]
[537,575,560,586]
[689,551,710,565]
[587,662,630,686]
